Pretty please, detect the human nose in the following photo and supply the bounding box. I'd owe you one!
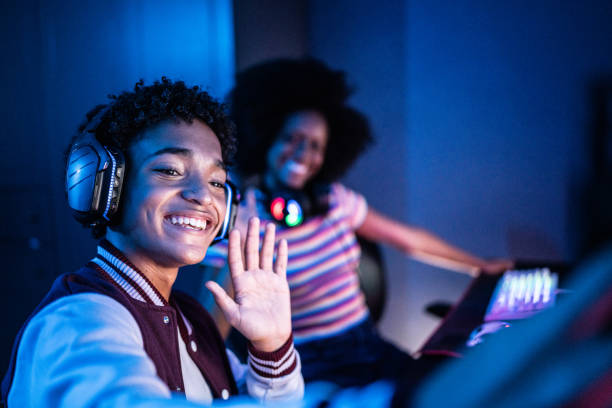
[293,140,309,161]
[180,177,213,206]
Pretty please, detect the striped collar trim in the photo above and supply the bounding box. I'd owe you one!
[92,240,168,307]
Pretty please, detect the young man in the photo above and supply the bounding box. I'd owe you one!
[1,78,303,406]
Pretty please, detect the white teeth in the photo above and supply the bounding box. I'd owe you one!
[287,161,307,175]
[169,215,207,230]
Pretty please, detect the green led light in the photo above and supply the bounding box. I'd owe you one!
[285,212,302,227]
[285,199,303,227]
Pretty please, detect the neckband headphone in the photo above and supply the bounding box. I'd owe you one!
[65,108,125,227]
[259,180,330,228]
[65,109,239,244]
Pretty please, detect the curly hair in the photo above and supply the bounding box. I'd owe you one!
[229,58,373,183]
[66,77,236,238]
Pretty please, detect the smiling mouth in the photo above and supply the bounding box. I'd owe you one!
[165,215,212,232]
[286,161,308,176]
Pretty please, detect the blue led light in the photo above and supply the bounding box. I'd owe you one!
[102,147,117,221]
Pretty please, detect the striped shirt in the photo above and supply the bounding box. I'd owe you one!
[204,183,370,344]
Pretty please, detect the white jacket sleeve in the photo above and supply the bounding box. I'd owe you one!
[227,336,304,402]
[7,293,262,408]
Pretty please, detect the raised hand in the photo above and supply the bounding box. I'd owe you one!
[205,217,291,352]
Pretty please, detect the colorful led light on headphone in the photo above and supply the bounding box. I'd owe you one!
[285,199,303,227]
[270,197,285,221]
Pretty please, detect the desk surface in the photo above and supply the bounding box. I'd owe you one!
[419,274,498,355]
[419,261,571,355]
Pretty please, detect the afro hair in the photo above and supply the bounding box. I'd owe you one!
[229,58,373,183]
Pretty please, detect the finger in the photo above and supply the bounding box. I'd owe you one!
[227,228,244,280]
[245,217,260,271]
[260,222,276,271]
[274,239,288,279]
[205,281,239,325]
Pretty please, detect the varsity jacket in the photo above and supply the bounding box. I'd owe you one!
[2,240,303,406]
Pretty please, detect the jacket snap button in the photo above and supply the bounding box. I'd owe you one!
[163,315,170,324]
[190,340,197,352]
[221,389,229,400]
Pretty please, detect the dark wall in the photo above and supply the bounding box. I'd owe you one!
[306,0,612,350]
[4,0,612,375]
[233,0,308,71]
[307,0,417,348]
[0,0,234,375]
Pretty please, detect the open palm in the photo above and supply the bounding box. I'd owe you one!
[206,217,291,352]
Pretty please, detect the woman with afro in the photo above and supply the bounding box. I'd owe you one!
[203,58,513,387]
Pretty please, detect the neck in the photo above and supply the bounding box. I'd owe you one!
[263,171,306,192]
[105,232,178,301]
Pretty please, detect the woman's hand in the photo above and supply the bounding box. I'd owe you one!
[205,217,291,352]
[480,259,515,275]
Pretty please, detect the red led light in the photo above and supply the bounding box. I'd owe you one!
[270,197,285,220]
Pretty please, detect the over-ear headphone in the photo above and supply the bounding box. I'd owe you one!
[65,108,126,227]
[261,183,330,228]
[65,108,239,243]
[212,180,240,244]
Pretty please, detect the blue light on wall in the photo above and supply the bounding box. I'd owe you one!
[31,0,237,274]
[1,0,236,378]
[132,0,236,97]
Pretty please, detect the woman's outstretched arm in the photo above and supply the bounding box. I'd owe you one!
[356,208,513,276]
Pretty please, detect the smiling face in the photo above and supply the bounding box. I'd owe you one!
[108,119,227,269]
[266,110,328,190]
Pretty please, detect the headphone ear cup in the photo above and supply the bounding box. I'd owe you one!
[265,189,310,228]
[263,183,332,228]
[65,142,125,226]
[211,181,240,245]
[66,145,104,216]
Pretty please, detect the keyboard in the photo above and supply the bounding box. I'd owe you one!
[484,268,558,322]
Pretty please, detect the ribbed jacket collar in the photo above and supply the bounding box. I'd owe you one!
[90,240,168,307]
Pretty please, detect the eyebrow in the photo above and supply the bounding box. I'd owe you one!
[146,147,191,160]
[145,147,227,171]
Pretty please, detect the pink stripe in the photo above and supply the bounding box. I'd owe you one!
[288,244,361,286]
[294,308,369,340]
[291,271,355,306]
[287,227,353,264]
[274,203,345,249]
[292,279,360,317]
[277,216,326,243]
[293,293,365,328]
